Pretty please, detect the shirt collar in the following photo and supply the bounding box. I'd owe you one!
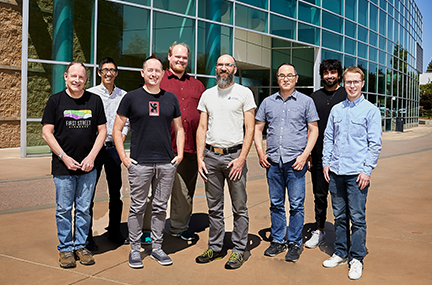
[343,94,364,108]
[276,89,297,101]
[166,68,190,80]
[99,84,117,96]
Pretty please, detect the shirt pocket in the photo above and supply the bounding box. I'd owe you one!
[350,117,367,138]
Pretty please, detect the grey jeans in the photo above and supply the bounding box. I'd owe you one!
[127,162,177,251]
[203,148,249,254]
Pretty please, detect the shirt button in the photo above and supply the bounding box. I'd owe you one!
[182,98,184,100]
[183,108,185,111]
[184,120,186,122]
[181,88,183,90]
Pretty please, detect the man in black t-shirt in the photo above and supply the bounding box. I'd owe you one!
[305,59,347,249]
[41,62,107,268]
[113,56,184,269]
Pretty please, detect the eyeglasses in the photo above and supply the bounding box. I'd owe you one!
[344,80,362,86]
[277,73,297,80]
[216,63,235,68]
[100,68,117,74]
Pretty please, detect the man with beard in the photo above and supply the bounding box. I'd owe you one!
[254,63,319,262]
[305,59,347,249]
[195,54,256,270]
[160,42,205,241]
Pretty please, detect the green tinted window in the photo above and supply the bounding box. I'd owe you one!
[345,20,356,38]
[272,49,291,85]
[358,0,368,27]
[358,26,368,43]
[369,31,378,46]
[293,48,314,86]
[322,49,343,62]
[379,50,386,65]
[322,11,343,33]
[298,2,320,26]
[98,3,150,68]
[379,10,386,37]
[197,21,232,76]
[345,0,357,21]
[239,0,268,9]
[357,58,367,91]
[344,55,356,69]
[369,4,378,31]
[303,0,321,5]
[379,36,386,50]
[345,38,356,56]
[322,0,343,15]
[270,0,296,18]
[378,65,385,94]
[298,23,320,45]
[235,4,267,33]
[198,0,232,24]
[358,42,368,59]
[369,46,378,62]
[153,12,195,72]
[270,15,296,40]
[386,67,392,95]
[153,0,195,16]
[368,62,377,93]
[121,0,150,5]
[322,31,342,52]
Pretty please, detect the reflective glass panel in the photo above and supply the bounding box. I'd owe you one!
[379,50,386,65]
[358,43,368,59]
[303,0,320,5]
[379,10,386,37]
[95,69,143,94]
[369,46,378,62]
[272,38,292,48]
[98,3,150,68]
[369,4,378,31]
[378,65,385,94]
[238,0,268,9]
[358,26,368,43]
[197,21,232,76]
[369,31,377,47]
[198,0,232,24]
[235,4,267,33]
[357,59,367,91]
[344,55,356,69]
[322,0,343,15]
[345,0,357,21]
[379,36,386,51]
[345,38,356,56]
[379,0,386,10]
[270,15,296,40]
[270,0,296,18]
[153,12,195,73]
[322,49,343,65]
[370,0,378,4]
[154,0,195,15]
[298,2,320,26]
[345,20,356,38]
[298,23,320,45]
[322,11,343,33]
[27,121,50,154]
[272,49,291,86]
[119,0,150,5]
[386,67,392,95]
[358,0,368,27]
[29,0,94,62]
[293,48,314,86]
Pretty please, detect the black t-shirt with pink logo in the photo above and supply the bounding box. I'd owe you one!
[117,87,181,164]
[41,90,107,176]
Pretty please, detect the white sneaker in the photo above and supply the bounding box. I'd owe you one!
[305,230,326,248]
[322,253,348,268]
[348,259,363,280]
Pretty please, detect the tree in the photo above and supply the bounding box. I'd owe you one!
[420,82,432,95]
[427,60,432,73]
[420,93,432,119]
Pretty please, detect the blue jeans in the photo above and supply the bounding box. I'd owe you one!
[54,169,97,252]
[329,172,369,261]
[267,159,306,245]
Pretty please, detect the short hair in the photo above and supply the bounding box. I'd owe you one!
[217,54,237,67]
[168,42,190,56]
[65,62,87,77]
[319,59,343,79]
[343,66,365,81]
[277,63,297,75]
[142,55,163,70]
[98,57,118,70]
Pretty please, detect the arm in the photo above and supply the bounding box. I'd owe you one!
[292,121,318,171]
[42,123,81,171]
[171,116,185,164]
[254,120,270,168]
[228,108,255,180]
[196,111,209,182]
[322,112,335,183]
[113,114,134,168]
[80,123,107,172]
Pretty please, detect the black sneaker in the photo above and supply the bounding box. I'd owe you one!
[225,252,244,269]
[195,248,225,263]
[285,243,302,262]
[264,242,288,257]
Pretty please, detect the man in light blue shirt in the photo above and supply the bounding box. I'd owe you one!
[322,66,382,280]
[255,63,319,262]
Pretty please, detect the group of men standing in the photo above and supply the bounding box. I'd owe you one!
[42,45,381,280]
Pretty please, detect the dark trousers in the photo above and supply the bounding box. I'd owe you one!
[88,146,123,240]
[310,155,329,229]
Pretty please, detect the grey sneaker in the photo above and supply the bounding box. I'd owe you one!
[323,253,348,268]
[151,248,173,266]
[59,251,76,268]
[264,242,288,257]
[349,259,363,280]
[305,230,326,249]
[172,230,196,241]
[128,250,143,269]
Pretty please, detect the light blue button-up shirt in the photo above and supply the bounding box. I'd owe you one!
[255,90,319,163]
[322,95,382,176]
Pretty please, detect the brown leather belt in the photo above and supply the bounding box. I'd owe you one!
[205,144,242,155]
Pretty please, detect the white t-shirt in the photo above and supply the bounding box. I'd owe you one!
[197,83,256,148]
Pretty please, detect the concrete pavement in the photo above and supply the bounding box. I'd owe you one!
[1,125,432,284]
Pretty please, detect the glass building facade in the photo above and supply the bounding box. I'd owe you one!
[21,0,423,155]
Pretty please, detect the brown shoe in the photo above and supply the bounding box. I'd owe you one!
[59,251,76,268]
[75,248,95,265]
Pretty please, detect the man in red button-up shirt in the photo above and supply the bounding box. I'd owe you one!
[160,42,206,241]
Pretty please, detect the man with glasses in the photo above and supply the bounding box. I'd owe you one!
[113,56,184,268]
[254,63,319,262]
[322,66,382,280]
[305,59,347,249]
[87,57,129,249]
[195,54,256,269]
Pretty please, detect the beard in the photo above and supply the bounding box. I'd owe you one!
[171,64,186,74]
[216,71,234,88]
[323,78,339,87]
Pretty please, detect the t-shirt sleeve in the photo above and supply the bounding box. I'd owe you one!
[197,91,208,113]
[95,95,107,125]
[255,99,266,122]
[243,88,257,112]
[41,94,58,125]
[117,93,131,118]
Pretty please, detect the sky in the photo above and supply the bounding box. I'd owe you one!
[415,0,432,72]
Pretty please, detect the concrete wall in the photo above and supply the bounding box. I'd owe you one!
[0,0,22,148]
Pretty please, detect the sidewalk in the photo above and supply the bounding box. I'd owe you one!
[1,125,432,284]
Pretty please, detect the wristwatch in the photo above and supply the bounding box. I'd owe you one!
[58,152,66,160]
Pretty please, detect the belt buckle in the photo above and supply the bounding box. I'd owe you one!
[214,147,224,155]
